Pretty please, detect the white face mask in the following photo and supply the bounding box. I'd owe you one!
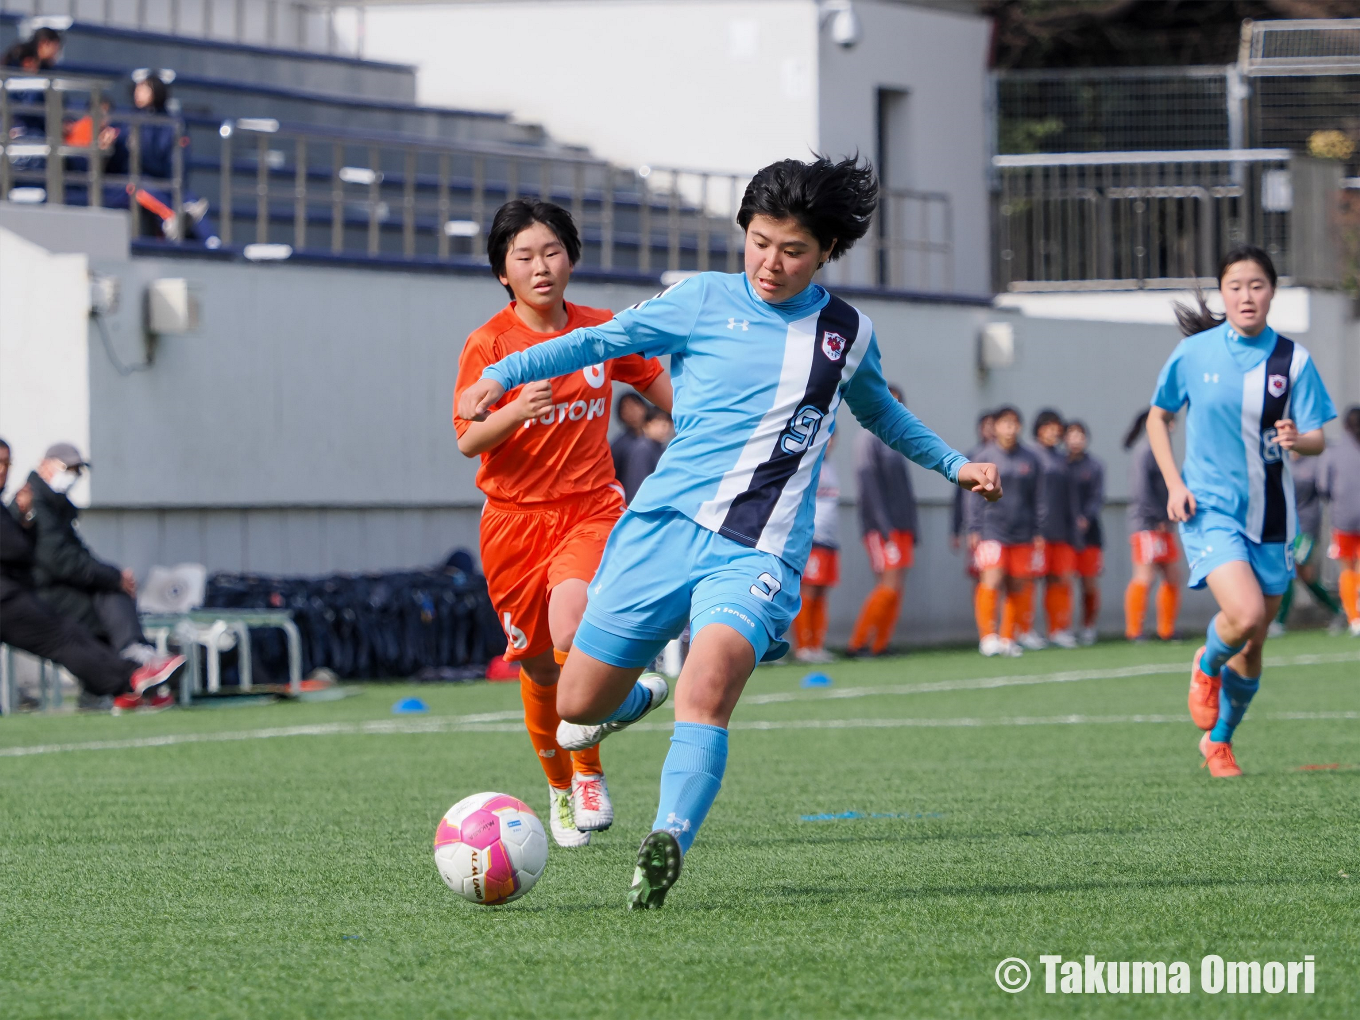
[48,471,80,494]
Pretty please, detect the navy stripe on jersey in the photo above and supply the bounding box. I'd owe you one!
[1259,334,1295,543]
[718,296,862,547]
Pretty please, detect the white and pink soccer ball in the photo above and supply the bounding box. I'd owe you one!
[433,792,548,905]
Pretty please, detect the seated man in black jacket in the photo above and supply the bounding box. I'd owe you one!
[0,439,181,711]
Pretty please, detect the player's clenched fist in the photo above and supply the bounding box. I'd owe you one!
[457,378,508,421]
[511,380,554,423]
[958,462,1002,501]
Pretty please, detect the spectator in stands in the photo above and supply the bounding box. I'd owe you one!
[1,439,181,711]
[610,391,651,502]
[26,443,162,666]
[31,27,63,68]
[2,42,47,143]
[103,71,215,243]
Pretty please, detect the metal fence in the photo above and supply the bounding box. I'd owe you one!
[1,67,184,233]
[991,149,1295,291]
[2,71,955,290]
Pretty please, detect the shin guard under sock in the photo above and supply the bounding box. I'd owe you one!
[1017,581,1035,634]
[870,589,901,655]
[975,585,999,639]
[1201,615,1247,677]
[520,670,572,789]
[1082,587,1100,629]
[1336,569,1358,622]
[1000,590,1019,640]
[1155,583,1180,640]
[810,593,829,649]
[600,679,652,724]
[1209,667,1260,743]
[1124,581,1149,638]
[652,722,728,854]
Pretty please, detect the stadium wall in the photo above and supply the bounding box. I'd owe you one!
[9,237,1356,647]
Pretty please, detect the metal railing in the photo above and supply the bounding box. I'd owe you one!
[2,67,184,235]
[991,149,1294,291]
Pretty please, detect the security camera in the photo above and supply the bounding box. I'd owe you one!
[819,0,861,49]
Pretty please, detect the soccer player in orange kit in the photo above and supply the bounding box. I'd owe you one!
[454,199,672,847]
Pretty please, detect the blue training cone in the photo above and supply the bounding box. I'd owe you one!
[392,697,430,714]
[800,672,833,689]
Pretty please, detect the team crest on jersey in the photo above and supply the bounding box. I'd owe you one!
[1267,373,1287,398]
[821,331,847,361]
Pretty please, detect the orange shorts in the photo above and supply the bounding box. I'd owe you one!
[1038,541,1077,577]
[479,485,625,662]
[1074,546,1103,579]
[803,544,840,586]
[864,530,914,573]
[973,540,1038,578]
[1130,529,1178,566]
[1329,530,1360,561]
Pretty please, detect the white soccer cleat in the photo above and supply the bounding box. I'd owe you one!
[548,786,590,848]
[979,634,1003,657]
[795,647,835,665]
[1000,638,1024,658]
[1078,626,1097,647]
[571,772,614,832]
[556,672,670,750]
[1349,619,1360,638]
[1049,629,1078,649]
[1017,630,1048,651]
[1266,621,1286,638]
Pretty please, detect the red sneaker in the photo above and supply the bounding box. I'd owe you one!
[143,688,175,711]
[130,654,186,696]
[111,692,142,715]
[1199,731,1242,777]
[1188,646,1221,731]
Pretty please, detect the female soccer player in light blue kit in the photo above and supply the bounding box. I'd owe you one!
[460,156,1002,908]
[1146,246,1336,778]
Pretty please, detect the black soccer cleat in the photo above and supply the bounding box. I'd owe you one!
[627,830,682,910]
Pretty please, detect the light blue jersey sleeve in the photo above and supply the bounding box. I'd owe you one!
[1291,355,1336,434]
[482,276,704,390]
[842,335,968,484]
[1151,339,1189,412]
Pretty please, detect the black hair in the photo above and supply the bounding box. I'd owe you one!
[737,155,877,261]
[3,40,38,68]
[1123,408,1151,450]
[616,391,646,422]
[1066,419,1089,437]
[1033,408,1064,437]
[33,27,63,45]
[1345,405,1360,443]
[0,437,9,450]
[993,405,1021,424]
[1173,245,1278,337]
[134,74,169,113]
[487,199,581,298]
[978,409,996,424]
[887,383,904,402]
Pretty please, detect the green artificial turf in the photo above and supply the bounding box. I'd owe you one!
[2,631,1358,1018]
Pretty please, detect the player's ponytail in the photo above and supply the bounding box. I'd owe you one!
[1172,287,1223,338]
[1123,408,1150,450]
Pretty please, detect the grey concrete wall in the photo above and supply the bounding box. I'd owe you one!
[68,253,1356,647]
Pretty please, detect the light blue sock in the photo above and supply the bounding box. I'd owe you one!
[1209,667,1259,743]
[652,722,728,854]
[599,681,651,724]
[1200,615,1246,676]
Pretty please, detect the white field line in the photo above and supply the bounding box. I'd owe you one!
[1,710,1355,759]
[737,651,1360,707]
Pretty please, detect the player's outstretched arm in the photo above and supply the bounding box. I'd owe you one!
[456,380,553,452]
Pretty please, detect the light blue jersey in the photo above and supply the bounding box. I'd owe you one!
[482,271,967,571]
[1151,322,1335,546]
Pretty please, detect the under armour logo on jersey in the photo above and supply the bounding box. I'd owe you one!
[726,318,749,330]
[1203,372,1220,383]
[821,330,847,361]
[1267,373,1287,398]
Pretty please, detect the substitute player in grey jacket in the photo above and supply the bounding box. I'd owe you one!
[1123,411,1180,641]
[1066,421,1105,645]
[1031,409,1080,648]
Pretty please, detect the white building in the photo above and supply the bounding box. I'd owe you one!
[358,0,992,294]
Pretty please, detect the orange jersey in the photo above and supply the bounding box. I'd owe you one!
[454,302,664,504]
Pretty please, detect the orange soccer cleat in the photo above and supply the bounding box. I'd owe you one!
[1188,646,1222,731]
[1199,731,1242,778]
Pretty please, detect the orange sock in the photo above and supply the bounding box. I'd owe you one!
[870,589,901,655]
[520,669,572,789]
[793,598,816,649]
[1043,582,1063,634]
[1056,581,1073,631]
[810,592,829,649]
[1082,587,1100,629]
[549,648,601,774]
[1124,581,1149,639]
[1341,569,1360,623]
[1155,583,1180,640]
[1017,581,1035,634]
[1000,590,1019,640]
[975,585,999,638]
[850,586,889,651]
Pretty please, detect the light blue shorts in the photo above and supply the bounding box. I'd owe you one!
[572,508,800,669]
[1181,511,1293,597]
